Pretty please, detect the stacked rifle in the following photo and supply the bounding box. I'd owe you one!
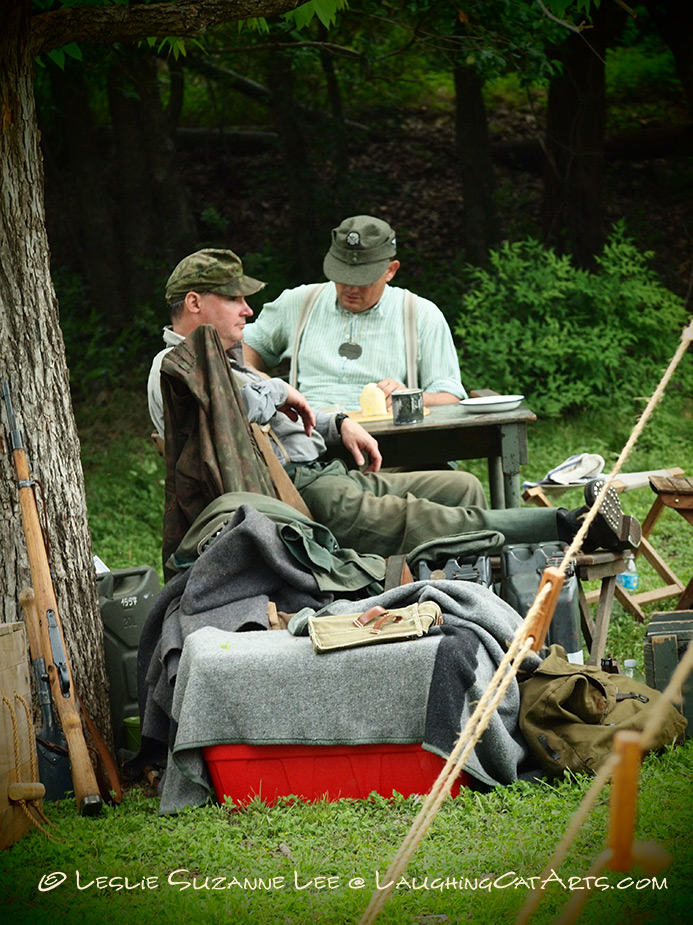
[3,381,119,816]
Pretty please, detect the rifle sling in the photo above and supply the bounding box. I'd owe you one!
[77,690,123,804]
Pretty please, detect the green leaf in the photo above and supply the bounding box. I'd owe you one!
[62,41,82,62]
[47,47,66,70]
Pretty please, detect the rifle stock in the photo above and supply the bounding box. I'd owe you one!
[3,381,102,816]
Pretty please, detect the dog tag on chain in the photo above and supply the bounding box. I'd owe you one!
[338,341,362,360]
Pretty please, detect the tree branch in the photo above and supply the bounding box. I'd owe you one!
[29,0,306,57]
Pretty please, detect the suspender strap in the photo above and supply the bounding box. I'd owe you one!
[289,283,328,389]
[403,289,418,390]
[291,284,418,390]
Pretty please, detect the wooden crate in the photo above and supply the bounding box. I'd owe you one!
[0,622,38,850]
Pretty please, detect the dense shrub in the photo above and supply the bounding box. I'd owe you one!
[454,223,690,417]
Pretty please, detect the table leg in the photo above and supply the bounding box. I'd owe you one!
[587,575,617,666]
[488,456,505,509]
[500,423,528,508]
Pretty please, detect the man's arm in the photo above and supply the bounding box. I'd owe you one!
[338,417,382,473]
[414,299,468,402]
[242,343,268,372]
[375,378,460,409]
[276,384,316,435]
[421,390,461,406]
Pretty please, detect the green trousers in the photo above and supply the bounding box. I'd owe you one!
[292,460,559,559]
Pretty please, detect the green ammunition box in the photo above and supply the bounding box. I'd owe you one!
[644,610,693,736]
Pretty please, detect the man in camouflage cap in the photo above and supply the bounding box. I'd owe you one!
[165,248,266,305]
[242,214,469,412]
[149,247,377,463]
[147,247,641,563]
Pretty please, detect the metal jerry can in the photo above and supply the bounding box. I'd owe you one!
[97,566,160,750]
[644,610,693,736]
[500,542,582,664]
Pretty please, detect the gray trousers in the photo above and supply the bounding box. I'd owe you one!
[292,461,559,558]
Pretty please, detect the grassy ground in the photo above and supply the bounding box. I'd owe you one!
[6,384,687,924]
[2,744,692,924]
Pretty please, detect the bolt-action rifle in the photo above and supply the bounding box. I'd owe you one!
[2,380,102,816]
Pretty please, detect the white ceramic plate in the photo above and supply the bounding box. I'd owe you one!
[460,394,525,413]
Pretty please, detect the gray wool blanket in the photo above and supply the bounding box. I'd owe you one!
[155,579,540,815]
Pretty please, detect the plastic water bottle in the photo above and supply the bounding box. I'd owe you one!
[623,658,645,683]
[616,555,639,591]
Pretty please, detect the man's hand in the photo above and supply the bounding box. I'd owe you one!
[339,417,382,473]
[277,385,316,436]
[376,378,406,409]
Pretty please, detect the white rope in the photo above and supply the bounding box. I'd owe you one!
[359,318,693,925]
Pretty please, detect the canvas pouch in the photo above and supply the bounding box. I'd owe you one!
[519,644,687,777]
[307,601,442,654]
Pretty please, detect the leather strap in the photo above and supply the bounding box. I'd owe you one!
[384,554,414,590]
[403,289,418,390]
[77,691,122,805]
[370,612,403,635]
[290,283,329,389]
[250,422,314,520]
[353,605,387,628]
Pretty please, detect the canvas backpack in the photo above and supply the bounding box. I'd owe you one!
[518,644,687,778]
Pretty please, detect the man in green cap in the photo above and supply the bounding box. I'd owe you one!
[242,215,468,412]
[148,248,642,562]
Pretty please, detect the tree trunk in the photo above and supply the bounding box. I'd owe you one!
[542,7,609,268]
[0,3,113,742]
[265,41,321,279]
[317,22,349,215]
[107,47,196,315]
[454,63,499,266]
[47,59,127,323]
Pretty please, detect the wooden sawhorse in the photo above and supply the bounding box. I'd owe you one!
[523,467,687,622]
[649,475,693,612]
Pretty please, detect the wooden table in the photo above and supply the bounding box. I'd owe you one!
[338,400,537,509]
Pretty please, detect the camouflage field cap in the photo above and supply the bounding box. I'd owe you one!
[165,249,266,303]
[323,215,397,286]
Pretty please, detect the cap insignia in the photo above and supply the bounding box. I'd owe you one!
[346,231,360,247]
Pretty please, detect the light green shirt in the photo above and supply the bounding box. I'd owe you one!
[243,282,467,410]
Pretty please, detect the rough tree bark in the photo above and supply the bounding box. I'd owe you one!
[0,0,317,751]
[0,3,110,736]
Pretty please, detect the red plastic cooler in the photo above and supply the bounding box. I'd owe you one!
[203,742,469,805]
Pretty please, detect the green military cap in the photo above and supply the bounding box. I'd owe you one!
[323,215,397,286]
[165,249,266,303]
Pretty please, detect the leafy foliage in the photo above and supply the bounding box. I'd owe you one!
[454,223,690,417]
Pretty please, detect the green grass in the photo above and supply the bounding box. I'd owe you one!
[17,383,686,924]
[2,743,692,924]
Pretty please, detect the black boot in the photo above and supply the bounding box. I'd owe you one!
[556,479,642,553]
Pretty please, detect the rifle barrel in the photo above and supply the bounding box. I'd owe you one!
[4,383,102,816]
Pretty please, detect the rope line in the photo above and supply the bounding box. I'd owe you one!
[359,318,693,925]
[559,318,693,573]
[359,635,536,925]
[516,643,693,925]
[3,694,57,841]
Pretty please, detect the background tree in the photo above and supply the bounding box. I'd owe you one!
[0,0,310,744]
